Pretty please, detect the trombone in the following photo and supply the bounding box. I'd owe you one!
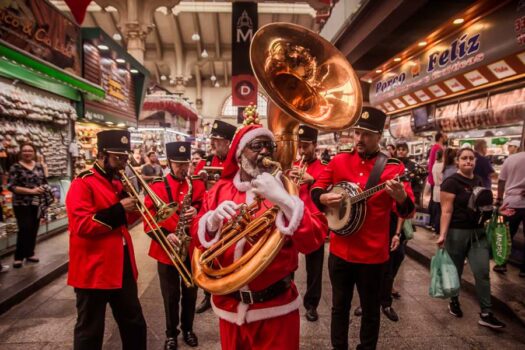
[120,163,194,287]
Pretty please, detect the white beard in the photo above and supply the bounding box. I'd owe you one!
[240,154,272,178]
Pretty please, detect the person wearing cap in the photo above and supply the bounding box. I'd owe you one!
[311,107,415,350]
[290,125,329,322]
[507,139,521,155]
[194,120,236,181]
[191,118,325,349]
[494,139,525,276]
[143,142,205,349]
[194,119,237,313]
[65,130,147,350]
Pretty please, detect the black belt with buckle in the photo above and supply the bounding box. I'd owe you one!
[230,275,292,304]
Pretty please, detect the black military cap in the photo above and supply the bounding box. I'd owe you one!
[298,125,318,143]
[97,130,131,155]
[210,120,237,141]
[352,106,387,134]
[166,141,191,162]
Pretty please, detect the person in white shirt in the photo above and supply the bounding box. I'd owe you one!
[432,150,444,234]
[494,141,525,276]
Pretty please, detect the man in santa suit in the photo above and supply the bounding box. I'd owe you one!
[191,121,326,349]
[66,130,147,350]
[194,119,237,313]
[290,124,329,322]
[144,142,206,350]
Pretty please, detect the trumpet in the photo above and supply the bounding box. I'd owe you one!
[292,155,307,185]
[120,164,194,287]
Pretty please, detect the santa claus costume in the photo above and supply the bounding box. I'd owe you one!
[191,122,326,350]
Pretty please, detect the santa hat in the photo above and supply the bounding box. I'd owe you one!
[220,125,274,180]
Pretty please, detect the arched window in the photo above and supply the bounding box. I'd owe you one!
[221,93,268,117]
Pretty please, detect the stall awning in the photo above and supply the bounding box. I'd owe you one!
[0,41,105,101]
[141,95,199,121]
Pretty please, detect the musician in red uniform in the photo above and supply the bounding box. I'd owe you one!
[311,107,415,350]
[194,120,237,176]
[66,130,147,350]
[191,121,326,349]
[194,120,237,313]
[144,142,206,350]
[290,125,329,322]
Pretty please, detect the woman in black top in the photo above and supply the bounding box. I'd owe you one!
[437,147,504,329]
[7,143,49,268]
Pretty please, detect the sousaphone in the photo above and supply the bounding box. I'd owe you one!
[192,23,362,295]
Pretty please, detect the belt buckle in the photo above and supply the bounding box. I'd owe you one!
[240,290,254,304]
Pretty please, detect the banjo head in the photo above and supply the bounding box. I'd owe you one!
[325,182,362,235]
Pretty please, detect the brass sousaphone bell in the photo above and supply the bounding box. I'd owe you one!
[192,23,362,295]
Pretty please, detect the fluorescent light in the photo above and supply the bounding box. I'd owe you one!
[117,123,126,127]
[453,18,464,25]
[106,121,114,125]
[418,41,427,47]
[97,44,109,50]
[367,79,372,83]
[201,49,209,58]
[130,69,139,74]
[210,75,217,81]
[116,58,125,63]
[112,33,122,41]
[393,57,401,62]
[160,75,167,81]
[375,69,382,73]
[214,81,220,87]
[192,33,200,41]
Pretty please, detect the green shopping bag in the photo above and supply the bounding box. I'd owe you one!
[402,219,414,240]
[487,210,511,266]
[429,249,460,299]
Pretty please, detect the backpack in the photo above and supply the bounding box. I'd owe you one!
[467,186,494,224]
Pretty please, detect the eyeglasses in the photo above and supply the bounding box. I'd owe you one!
[247,141,276,152]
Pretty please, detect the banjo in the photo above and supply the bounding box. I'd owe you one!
[324,166,427,237]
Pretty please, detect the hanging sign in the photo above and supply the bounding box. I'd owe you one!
[0,0,81,75]
[231,1,258,106]
[369,0,525,114]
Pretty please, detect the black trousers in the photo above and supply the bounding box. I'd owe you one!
[13,205,40,261]
[73,248,147,350]
[158,258,198,337]
[329,254,384,350]
[506,208,525,271]
[380,241,406,308]
[303,243,325,309]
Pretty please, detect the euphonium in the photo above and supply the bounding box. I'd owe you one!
[120,164,194,287]
[192,23,362,295]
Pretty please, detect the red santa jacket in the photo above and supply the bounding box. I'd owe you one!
[66,163,141,289]
[311,150,415,264]
[191,172,325,325]
[144,174,205,265]
[194,155,225,175]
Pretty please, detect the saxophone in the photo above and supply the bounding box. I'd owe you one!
[174,176,193,262]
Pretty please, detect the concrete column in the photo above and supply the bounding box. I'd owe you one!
[122,22,151,64]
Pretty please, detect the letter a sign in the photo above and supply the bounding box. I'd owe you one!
[232,2,258,107]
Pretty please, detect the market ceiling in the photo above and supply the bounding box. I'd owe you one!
[51,0,330,92]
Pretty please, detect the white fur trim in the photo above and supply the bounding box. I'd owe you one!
[236,128,274,159]
[197,211,221,248]
[211,295,301,325]
[233,171,252,192]
[276,196,304,236]
[234,238,247,262]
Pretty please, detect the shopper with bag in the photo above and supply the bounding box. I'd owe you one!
[436,147,505,329]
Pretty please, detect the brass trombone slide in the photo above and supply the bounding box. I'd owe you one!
[120,164,194,287]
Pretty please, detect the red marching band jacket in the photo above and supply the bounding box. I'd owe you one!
[143,174,206,264]
[311,150,415,265]
[66,163,141,289]
[191,173,326,325]
[194,155,225,175]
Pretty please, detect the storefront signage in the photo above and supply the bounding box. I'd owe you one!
[108,79,125,101]
[0,0,80,75]
[369,0,525,113]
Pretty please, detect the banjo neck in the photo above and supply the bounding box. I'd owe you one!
[350,175,401,204]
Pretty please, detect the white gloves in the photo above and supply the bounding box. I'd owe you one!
[206,200,240,232]
[252,172,295,219]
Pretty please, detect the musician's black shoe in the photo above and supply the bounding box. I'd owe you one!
[195,294,211,314]
[305,308,319,322]
[164,337,177,350]
[381,306,399,322]
[183,331,198,347]
[354,306,362,317]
